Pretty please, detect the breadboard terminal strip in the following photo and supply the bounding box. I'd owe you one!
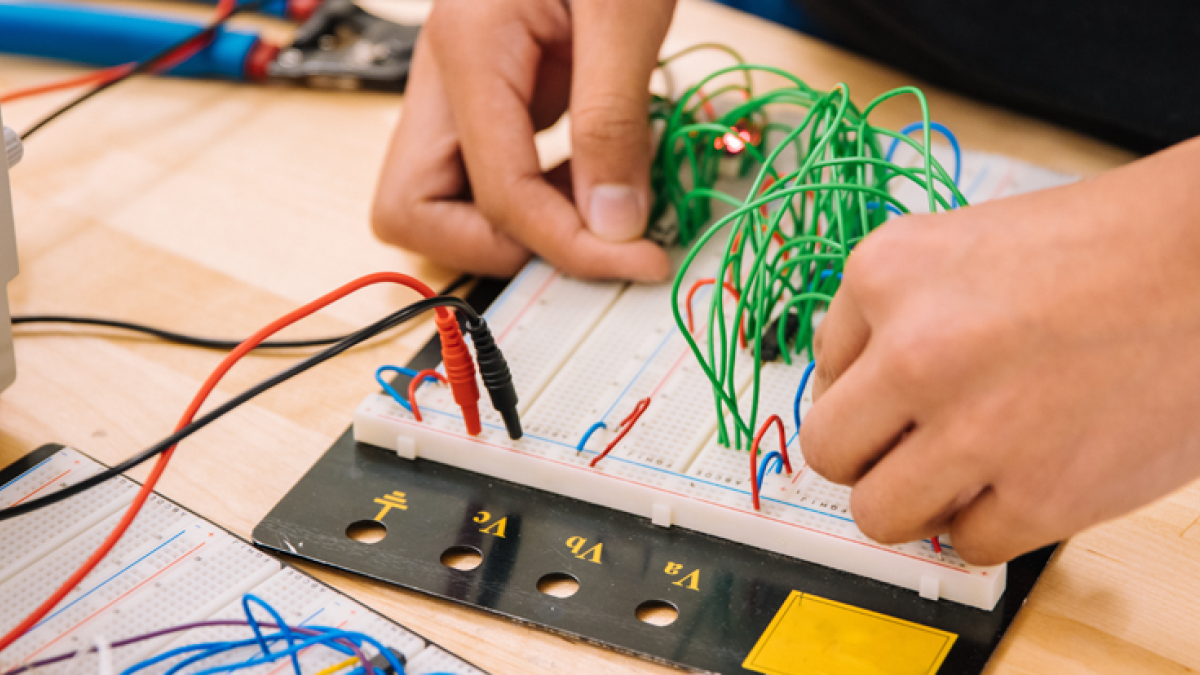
[0,445,488,675]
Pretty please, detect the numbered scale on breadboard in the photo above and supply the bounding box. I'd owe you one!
[0,445,489,675]
[257,148,1067,674]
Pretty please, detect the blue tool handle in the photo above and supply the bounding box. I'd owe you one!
[0,1,261,80]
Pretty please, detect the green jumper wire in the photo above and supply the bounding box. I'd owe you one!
[650,53,966,451]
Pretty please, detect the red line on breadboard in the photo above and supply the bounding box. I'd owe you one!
[648,348,691,399]
[496,271,559,344]
[986,165,1017,201]
[25,540,209,661]
[383,414,969,573]
[10,470,73,507]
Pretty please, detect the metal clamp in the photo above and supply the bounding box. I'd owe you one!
[269,0,419,92]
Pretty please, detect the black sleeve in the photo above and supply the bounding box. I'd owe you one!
[792,0,1200,154]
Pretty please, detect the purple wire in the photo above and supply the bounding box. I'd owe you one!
[3,620,374,675]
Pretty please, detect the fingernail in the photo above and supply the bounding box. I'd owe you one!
[588,184,644,242]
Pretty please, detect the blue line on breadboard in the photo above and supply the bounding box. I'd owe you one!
[299,607,324,626]
[964,162,990,200]
[482,260,542,321]
[597,285,715,422]
[601,325,676,421]
[0,454,55,494]
[34,528,188,631]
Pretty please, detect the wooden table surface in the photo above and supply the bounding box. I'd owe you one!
[1,1,1195,673]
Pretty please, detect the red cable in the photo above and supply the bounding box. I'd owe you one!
[406,369,446,423]
[684,278,747,348]
[0,0,236,104]
[749,414,791,511]
[150,0,236,73]
[759,415,792,473]
[0,272,457,655]
[589,397,651,468]
[0,65,134,104]
[931,537,943,555]
[753,178,792,260]
[729,224,785,256]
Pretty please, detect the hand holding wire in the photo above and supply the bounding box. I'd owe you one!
[370,0,674,281]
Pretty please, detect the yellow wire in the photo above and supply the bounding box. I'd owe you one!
[312,656,361,675]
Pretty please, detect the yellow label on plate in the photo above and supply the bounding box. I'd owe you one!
[743,592,957,675]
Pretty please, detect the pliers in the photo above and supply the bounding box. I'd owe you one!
[0,0,420,92]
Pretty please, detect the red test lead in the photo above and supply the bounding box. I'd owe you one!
[435,311,482,436]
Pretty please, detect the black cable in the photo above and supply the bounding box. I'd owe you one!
[0,295,479,522]
[20,0,266,140]
[9,274,475,351]
[11,316,347,350]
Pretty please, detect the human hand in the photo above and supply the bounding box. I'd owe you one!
[371,0,675,280]
[801,138,1200,565]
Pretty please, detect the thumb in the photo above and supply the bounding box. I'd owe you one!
[570,0,676,243]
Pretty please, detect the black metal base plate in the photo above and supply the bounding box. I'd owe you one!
[253,280,1056,674]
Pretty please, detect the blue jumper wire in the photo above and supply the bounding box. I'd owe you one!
[122,594,418,675]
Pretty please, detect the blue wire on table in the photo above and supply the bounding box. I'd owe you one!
[884,121,963,207]
[132,632,353,675]
[169,630,404,675]
[122,594,407,675]
[136,640,245,674]
[756,451,785,491]
[130,632,376,675]
[147,593,312,675]
[186,630,403,675]
[793,361,817,436]
[245,594,303,674]
[576,421,607,455]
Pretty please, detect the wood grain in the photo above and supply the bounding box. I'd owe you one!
[1,1,1193,673]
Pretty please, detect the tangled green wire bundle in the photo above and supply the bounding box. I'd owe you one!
[651,48,966,450]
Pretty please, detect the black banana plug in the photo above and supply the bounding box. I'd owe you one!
[465,317,522,440]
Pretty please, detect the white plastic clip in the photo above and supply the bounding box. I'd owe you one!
[919,575,941,601]
[651,503,672,528]
[395,435,417,460]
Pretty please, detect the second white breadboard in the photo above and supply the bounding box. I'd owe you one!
[0,446,487,674]
[355,149,1072,611]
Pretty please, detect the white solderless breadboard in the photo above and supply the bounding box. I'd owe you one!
[0,447,487,674]
[356,148,1073,611]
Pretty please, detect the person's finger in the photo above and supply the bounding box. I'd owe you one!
[848,422,989,545]
[947,486,1054,566]
[432,1,669,281]
[491,170,671,280]
[569,0,676,243]
[800,343,913,485]
[372,33,530,276]
[811,287,871,400]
